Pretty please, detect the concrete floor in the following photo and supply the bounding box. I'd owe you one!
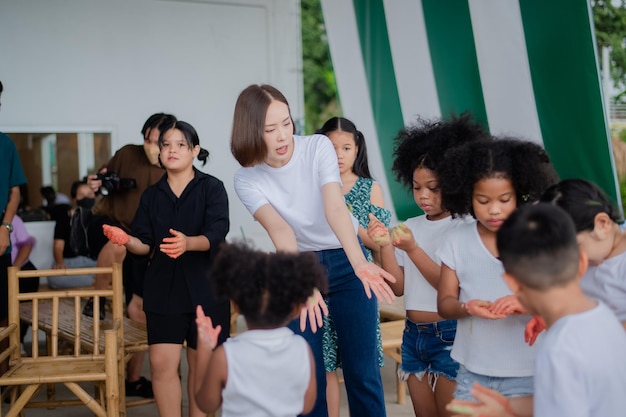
[5,324,415,417]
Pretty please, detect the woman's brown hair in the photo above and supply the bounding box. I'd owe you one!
[230,84,295,167]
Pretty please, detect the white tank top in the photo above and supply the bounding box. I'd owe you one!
[221,327,311,417]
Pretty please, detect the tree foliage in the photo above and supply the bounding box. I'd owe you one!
[594,0,626,100]
[301,0,341,133]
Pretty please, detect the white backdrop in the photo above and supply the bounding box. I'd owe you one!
[0,0,304,251]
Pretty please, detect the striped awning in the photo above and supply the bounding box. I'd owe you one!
[322,0,620,220]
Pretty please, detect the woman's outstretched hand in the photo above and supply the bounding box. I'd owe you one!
[196,305,221,350]
[353,262,396,304]
[102,224,130,246]
[160,229,187,259]
[299,288,329,333]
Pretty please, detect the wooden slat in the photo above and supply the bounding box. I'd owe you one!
[1,265,125,417]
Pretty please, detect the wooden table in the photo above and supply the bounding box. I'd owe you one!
[380,319,406,404]
[379,295,405,321]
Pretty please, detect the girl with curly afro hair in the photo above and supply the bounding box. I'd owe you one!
[194,242,327,416]
[367,113,490,417]
[435,138,558,402]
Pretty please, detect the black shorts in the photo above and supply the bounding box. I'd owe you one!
[146,312,199,349]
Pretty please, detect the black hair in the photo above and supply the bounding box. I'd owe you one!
[158,117,209,166]
[40,186,56,205]
[392,113,491,191]
[540,178,623,232]
[210,242,327,328]
[497,203,580,290]
[439,138,559,217]
[316,117,371,178]
[70,179,88,199]
[0,80,3,94]
[141,113,173,139]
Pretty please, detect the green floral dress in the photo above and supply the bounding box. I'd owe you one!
[323,177,392,371]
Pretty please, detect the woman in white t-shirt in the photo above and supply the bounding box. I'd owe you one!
[230,84,396,417]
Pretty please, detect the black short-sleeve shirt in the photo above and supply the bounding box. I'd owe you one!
[131,169,230,316]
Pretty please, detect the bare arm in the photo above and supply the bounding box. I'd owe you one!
[0,186,20,254]
[52,239,66,268]
[124,236,150,256]
[403,245,440,289]
[13,244,32,269]
[102,225,151,256]
[322,182,396,303]
[159,229,210,259]
[367,215,405,296]
[437,263,467,319]
[194,306,225,413]
[195,346,226,413]
[323,182,371,267]
[253,204,298,253]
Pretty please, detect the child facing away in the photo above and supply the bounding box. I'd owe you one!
[103,116,230,417]
[447,203,626,417]
[194,242,326,417]
[435,138,558,402]
[367,114,490,417]
[315,116,391,417]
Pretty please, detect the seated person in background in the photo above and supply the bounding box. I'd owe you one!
[40,185,71,222]
[49,180,97,289]
[10,215,39,344]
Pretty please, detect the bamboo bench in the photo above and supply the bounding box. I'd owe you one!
[0,264,125,417]
[380,319,406,405]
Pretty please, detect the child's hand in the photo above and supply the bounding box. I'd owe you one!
[524,315,546,346]
[489,295,527,316]
[446,383,516,417]
[367,214,391,246]
[353,262,396,304]
[160,229,187,259]
[196,305,221,350]
[102,224,130,246]
[299,288,329,333]
[390,223,417,252]
[465,299,507,319]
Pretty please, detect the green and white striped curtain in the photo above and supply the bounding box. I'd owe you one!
[321,0,619,220]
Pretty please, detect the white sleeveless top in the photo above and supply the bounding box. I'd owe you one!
[221,327,311,417]
[436,220,536,377]
[396,215,471,312]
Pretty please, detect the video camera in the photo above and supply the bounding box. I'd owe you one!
[96,171,137,196]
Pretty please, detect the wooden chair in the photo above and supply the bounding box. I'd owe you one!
[0,264,124,417]
[380,319,407,405]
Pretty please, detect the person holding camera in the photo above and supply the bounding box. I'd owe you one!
[86,112,172,398]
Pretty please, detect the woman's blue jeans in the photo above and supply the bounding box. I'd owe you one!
[288,247,386,417]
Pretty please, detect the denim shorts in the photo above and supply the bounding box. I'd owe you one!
[454,365,534,400]
[399,318,459,381]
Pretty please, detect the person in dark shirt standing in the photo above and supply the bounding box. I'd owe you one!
[103,117,230,417]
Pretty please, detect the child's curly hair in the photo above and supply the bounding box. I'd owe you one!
[210,242,327,328]
[438,138,559,217]
[391,113,491,191]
